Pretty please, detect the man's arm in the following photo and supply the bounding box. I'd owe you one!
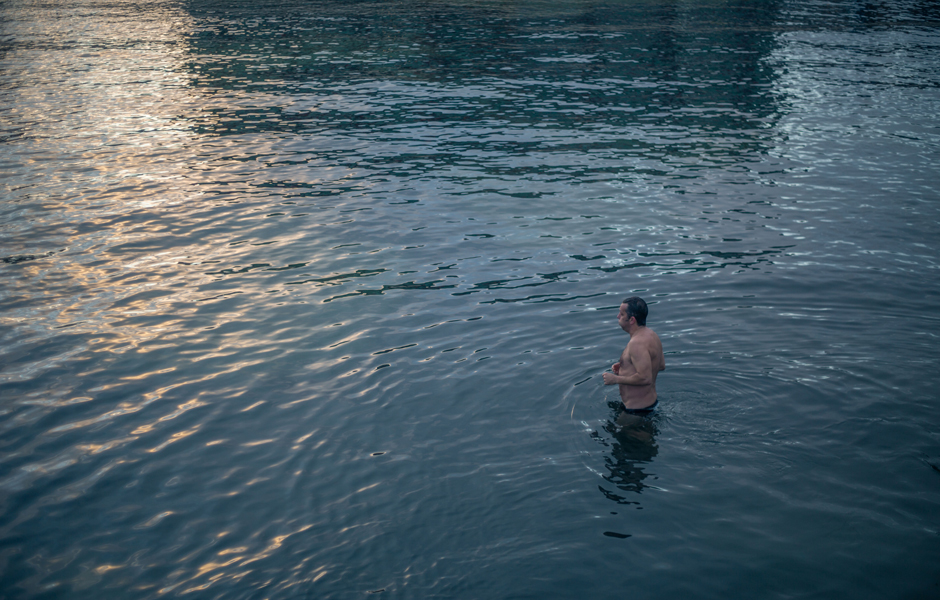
[602,344,653,386]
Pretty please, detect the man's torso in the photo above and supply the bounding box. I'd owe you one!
[618,328,665,409]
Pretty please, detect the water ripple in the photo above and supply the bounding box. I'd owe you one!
[2,0,940,597]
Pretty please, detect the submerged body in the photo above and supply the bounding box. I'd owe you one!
[603,297,666,410]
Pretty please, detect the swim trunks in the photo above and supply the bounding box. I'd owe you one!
[620,400,657,415]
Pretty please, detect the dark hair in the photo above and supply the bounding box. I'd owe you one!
[622,296,648,326]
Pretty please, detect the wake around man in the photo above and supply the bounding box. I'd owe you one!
[602,296,665,411]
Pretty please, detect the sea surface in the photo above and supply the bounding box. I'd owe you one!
[1,0,939,598]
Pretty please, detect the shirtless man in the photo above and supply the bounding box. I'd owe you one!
[602,296,665,411]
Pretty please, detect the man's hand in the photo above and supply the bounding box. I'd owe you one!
[604,362,622,385]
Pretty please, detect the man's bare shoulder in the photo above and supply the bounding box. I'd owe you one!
[641,328,665,370]
[631,327,660,345]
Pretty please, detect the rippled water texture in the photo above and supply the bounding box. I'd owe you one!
[2,0,939,597]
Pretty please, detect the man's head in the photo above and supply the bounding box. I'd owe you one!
[619,296,648,329]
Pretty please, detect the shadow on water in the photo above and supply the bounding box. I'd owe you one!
[179,0,787,169]
[156,0,801,309]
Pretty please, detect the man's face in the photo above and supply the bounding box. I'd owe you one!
[617,303,633,331]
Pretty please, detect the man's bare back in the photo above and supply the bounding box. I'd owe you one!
[602,297,665,410]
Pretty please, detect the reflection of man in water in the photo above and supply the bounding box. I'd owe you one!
[597,410,659,502]
[602,296,665,411]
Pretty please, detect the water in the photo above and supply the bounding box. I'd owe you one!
[2,0,939,597]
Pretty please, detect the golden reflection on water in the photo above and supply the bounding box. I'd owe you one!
[2,1,213,354]
[0,1,275,575]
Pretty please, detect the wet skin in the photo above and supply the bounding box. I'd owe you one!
[602,303,666,410]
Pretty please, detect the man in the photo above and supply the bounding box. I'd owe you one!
[602,296,665,412]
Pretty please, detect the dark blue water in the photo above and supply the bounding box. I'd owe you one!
[2,0,939,597]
